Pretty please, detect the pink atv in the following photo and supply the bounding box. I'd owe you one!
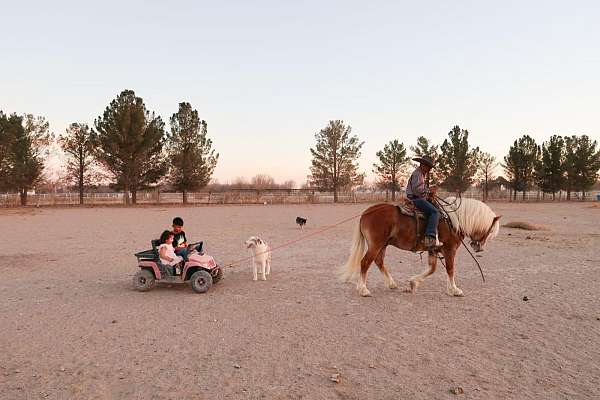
[133,240,223,293]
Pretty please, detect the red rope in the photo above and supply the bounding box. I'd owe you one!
[222,204,390,268]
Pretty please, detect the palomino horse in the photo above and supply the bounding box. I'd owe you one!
[340,197,501,297]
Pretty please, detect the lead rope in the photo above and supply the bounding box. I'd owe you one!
[222,203,391,269]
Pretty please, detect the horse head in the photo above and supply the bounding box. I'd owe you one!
[469,215,501,252]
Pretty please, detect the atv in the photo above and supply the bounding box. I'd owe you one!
[133,240,223,293]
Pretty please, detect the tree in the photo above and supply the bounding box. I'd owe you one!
[410,136,440,185]
[1,114,50,205]
[536,135,565,200]
[58,123,97,204]
[251,174,276,189]
[92,90,167,205]
[308,120,364,202]
[437,126,480,193]
[0,111,18,190]
[166,102,218,203]
[373,139,409,201]
[502,135,540,200]
[476,152,496,202]
[410,136,438,159]
[564,135,600,200]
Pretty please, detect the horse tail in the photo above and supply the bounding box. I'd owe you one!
[339,220,366,283]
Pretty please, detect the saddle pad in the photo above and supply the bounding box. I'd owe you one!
[396,203,426,219]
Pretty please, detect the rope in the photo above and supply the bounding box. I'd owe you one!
[432,193,486,283]
[222,203,390,269]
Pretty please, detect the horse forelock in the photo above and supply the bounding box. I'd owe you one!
[442,197,499,240]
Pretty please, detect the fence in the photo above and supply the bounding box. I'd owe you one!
[1,189,598,207]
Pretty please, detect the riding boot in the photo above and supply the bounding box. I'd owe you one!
[423,235,443,250]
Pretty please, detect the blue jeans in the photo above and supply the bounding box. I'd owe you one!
[412,198,440,238]
[174,241,203,261]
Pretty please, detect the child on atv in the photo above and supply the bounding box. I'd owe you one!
[171,217,203,261]
[158,230,184,275]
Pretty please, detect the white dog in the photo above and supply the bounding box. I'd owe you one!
[245,236,272,281]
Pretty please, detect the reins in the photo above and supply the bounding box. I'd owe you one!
[433,194,486,283]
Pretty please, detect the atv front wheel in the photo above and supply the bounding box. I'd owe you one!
[190,270,213,293]
[133,269,155,292]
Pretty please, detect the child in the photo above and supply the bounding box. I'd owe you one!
[158,230,184,275]
[171,217,203,261]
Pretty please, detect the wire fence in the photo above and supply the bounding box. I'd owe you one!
[2,188,599,207]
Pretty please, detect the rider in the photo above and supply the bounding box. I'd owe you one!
[406,155,442,250]
[171,217,203,261]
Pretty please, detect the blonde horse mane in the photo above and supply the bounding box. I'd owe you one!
[441,197,500,240]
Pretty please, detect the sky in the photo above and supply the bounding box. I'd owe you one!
[2,0,599,186]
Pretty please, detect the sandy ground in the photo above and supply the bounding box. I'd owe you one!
[1,202,599,399]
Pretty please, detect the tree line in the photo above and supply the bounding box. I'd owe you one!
[2,93,599,205]
[1,90,218,205]
[307,120,600,202]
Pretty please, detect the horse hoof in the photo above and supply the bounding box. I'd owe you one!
[359,288,372,297]
[447,289,464,297]
[388,282,398,290]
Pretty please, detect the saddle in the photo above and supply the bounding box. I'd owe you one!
[396,198,446,252]
[397,199,427,219]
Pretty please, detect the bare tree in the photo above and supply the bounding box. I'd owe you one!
[476,152,496,201]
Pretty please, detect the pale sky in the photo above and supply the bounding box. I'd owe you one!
[2,0,599,186]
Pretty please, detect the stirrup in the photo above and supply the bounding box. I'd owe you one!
[423,236,443,250]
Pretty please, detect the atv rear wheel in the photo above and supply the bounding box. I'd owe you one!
[133,269,155,292]
[212,267,223,284]
[190,270,213,293]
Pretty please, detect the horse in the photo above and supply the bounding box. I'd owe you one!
[340,197,501,297]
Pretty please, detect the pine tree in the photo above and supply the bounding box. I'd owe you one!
[1,114,50,205]
[0,111,17,190]
[564,135,600,200]
[58,123,97,204]
[92,90,167,205]
[373,139,409,201]
[308,120,364,202]
[410,136,440,185]
[502,135,540,200]
[437,126,480,193]
[537,135,565,200]
[410,136,439,160]
[166,102,218,203]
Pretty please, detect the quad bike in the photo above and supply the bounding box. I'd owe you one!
[133,240,223,293]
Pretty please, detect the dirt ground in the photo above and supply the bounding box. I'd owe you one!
[1,202,599,399]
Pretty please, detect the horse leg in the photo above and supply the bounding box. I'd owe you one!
[374,247,397,289]
[357,247,381,297]
[409,252,437,293]
[443,247,464,296]
[252,261,258,281]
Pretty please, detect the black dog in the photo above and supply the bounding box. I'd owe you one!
[295,217,307,229]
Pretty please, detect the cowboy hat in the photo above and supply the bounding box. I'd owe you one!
[412,155,435,168]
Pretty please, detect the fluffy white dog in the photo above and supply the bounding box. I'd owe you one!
[245,236,272,281]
